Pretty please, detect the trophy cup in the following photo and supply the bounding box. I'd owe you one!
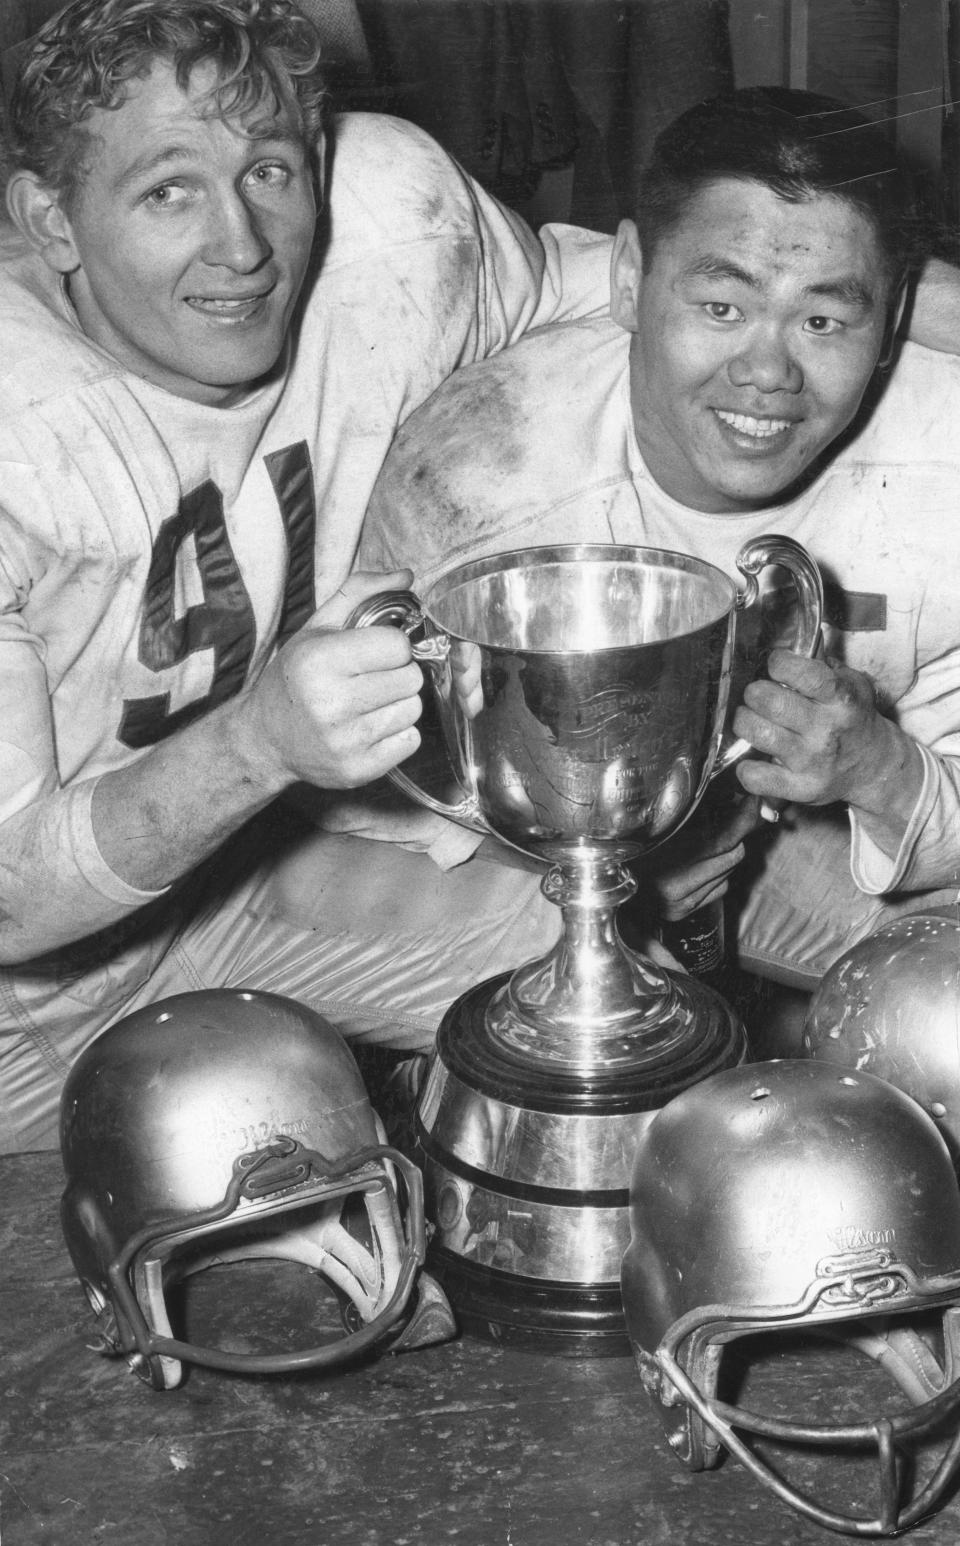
[348,538,822,1350]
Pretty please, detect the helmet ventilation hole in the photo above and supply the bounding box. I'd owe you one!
[750,1086,771,1100]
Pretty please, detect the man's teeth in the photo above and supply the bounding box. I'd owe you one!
[716,410,791,438]
[191,297,258,310]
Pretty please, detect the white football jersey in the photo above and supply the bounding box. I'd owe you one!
[0,112,611,1044]
[362,314,960,900]
[0,113,611,823]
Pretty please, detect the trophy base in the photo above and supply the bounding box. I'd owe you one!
[415,969,746,1352]
[422,1248,630,1355]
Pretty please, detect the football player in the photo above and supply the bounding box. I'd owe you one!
[0,0,612,1148]
[360,87,960,1030]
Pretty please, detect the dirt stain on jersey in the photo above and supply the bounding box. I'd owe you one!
[401,364,525,555]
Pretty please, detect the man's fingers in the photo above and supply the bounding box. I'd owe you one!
[318,698,423,785]
[739,678,813,737]
[341,656,424,715]
[298,620,420,684]
[735,757,796,803]
[336,725,423,786]
[732,700,800,757]
[359,690,424,740]
[764,649,877,714]
[764,648,836,697]
[657,845,745,917]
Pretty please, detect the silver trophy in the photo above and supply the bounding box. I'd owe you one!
[349,538,822,1349]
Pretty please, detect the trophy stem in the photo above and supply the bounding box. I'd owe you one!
[486,857,695,1076]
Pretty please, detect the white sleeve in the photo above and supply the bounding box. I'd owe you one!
[0,562,58,824]
[533,221,614,326]
[850,646,960,894]
[462,169,612,353]
[0,571,165,916]
[0,646,57,823]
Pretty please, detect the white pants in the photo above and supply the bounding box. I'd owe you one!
[0,815,560,1153]
[2,801,953,1153]
[731,803,958,989]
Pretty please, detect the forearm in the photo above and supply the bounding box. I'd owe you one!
[91,688,285,892]
[736,653,938,880]
[0,574,424,963]
[0,691,286,963]
[844,716,925,863]
[851,740,960,896]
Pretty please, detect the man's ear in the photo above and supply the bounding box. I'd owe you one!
[611,218,644,333]
[5,171,81,274]
[878,278,909,369]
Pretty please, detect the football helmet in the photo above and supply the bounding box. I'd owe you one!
[621,1059,960,1535]
[60,989,454,1390]
[804,912,960,1165]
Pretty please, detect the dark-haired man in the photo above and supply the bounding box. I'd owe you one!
[360,89,960,1003]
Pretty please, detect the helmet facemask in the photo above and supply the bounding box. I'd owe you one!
[60,991,455,1389]
[622,1059,960,1535]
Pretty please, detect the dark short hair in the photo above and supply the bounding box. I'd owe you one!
[7,0,327,208]
[636,87,920,292]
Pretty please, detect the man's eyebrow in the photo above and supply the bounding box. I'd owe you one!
[682,255,876,310]
[803,276,877,310]
[113,144,196,191]
[683,255,760,287]
[114,127,305,191]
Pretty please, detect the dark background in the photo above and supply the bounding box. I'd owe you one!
[1,0,958,251]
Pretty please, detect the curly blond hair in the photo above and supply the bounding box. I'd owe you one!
[7,0,327,206]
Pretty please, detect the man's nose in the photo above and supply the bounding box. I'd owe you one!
[202,190,271,271]
[727,326,803,394]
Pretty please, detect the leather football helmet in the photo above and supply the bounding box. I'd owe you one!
[804,912,960,1165]
[621,1059,960,1535]
[60,989,454,1389]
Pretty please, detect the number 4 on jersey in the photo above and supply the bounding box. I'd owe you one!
[118,442,316,749]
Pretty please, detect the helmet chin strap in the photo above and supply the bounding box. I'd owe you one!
[828,1308,960,1404]
[138,1196,407,1388]
[162,1206,398,1318]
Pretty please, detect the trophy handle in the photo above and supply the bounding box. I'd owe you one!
[344,589,491,833]
[712,533,824,775]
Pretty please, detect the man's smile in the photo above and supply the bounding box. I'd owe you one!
[713,408,796,441]
[185,284,276,321]
[616,178,890,511]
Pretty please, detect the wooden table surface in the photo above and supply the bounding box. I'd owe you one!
[3,1149,960,1546]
